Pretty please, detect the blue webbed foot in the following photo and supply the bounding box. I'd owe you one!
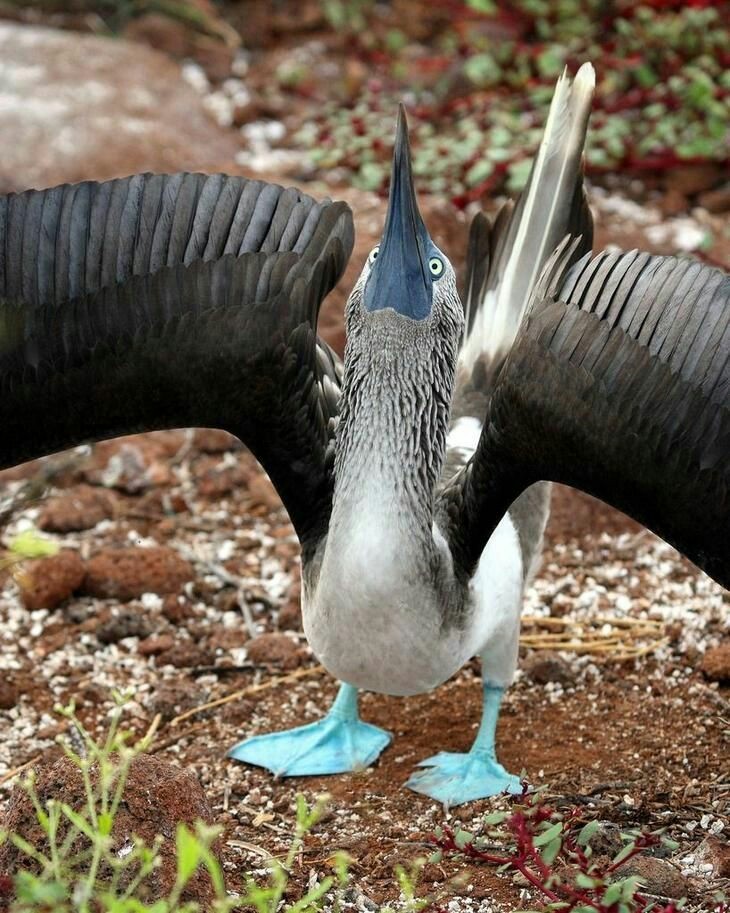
[405,750,523,805]
[228,716,391,776]
[227,683,391,777]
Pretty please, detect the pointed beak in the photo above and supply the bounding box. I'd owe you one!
[364,105,433,321]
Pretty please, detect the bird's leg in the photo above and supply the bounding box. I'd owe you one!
[406,680,523,806]
[228,682,391,777]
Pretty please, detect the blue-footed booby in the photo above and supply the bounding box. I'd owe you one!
[0,63,727,805]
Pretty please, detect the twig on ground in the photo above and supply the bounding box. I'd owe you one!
[0,753,43,787]
[168,664,326,726]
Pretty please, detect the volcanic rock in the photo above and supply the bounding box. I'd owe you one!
[193,429,242,453]
[17,550,85,611]
[0,754,221,908]
[0,681,19,711]
[522,651,575,687]
[246,632,302,670]
[619,855,687,899]
[83,547,193,600]
[696,836,730,878]
[95,608,156,645]
[38,485,116,533]
[699,641,730,682]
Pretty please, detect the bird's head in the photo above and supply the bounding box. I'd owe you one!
[346,106,464,353]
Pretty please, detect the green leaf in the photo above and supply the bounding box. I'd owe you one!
[540,835,562,866]
[14,871,67,905]
[59,803,96,840]
[601,881,623,905]
[576,872,599,888]
[507,158,533,193]
[454,829,474,849]
[464,53,501,87]
[621,875,641,900]
[537,46,566,78]
[355,161,387,192]
[483,811,507,825]
[385,28,407,52]
[533,821,563,846]
[467,0,497,12]
[465,159,494,187]
[611,840,637,866]
[176,824,202,886]
[8,529,59,559]
[576,819,600,846]
[634,63,658,88]
[288,876,334,913]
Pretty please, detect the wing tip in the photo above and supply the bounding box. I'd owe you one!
[574,62,596,94]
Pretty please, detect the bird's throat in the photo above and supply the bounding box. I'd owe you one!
[330,323,451,565]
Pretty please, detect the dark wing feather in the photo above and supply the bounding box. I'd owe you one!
[0,174,353,552]
[1,172,341,307]
[440,246,730,588]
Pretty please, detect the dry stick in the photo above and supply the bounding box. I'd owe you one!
[151,721,209,753]
[0,753,43,787]
[176,544,260,639]
[593,615,664,628]
[169,665,326,727]
[522,615,663,631]
[522,614,663,625]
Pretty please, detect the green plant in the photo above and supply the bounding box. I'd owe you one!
[320,0,376,33]
[382,860,430,913]
[0,698,352,913]
[428,790,685,913]
[295,1,730,204]
[0,528,59,573]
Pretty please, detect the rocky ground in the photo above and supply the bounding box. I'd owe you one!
[0,13,729,913]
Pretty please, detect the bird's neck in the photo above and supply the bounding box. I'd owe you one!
[329,315,456,571]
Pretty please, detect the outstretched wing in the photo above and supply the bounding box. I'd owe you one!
[456,64,595,393]
[0,173,354,553]
[440,244,730,588]
[445,65,595,575]
[446,64,594,481]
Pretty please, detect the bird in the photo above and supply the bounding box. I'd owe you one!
[0,63,727,806]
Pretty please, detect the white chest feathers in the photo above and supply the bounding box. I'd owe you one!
[304,494,526,697]
[304,485,461,696]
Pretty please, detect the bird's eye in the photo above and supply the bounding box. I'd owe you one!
[368,246,380,265]
[429,257,444,278]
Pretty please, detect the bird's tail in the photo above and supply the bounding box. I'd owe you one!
[458,63,596,380]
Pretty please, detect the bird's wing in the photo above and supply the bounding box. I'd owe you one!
[457,66,594,388]
[439,243,730,588]
[0,173,353,553]
[445,64,594,480]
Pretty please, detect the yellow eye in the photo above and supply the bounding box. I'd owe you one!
[429,257,444,277]
[368,246,380,265]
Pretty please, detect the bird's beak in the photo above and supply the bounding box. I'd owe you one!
[364,105,433,321]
